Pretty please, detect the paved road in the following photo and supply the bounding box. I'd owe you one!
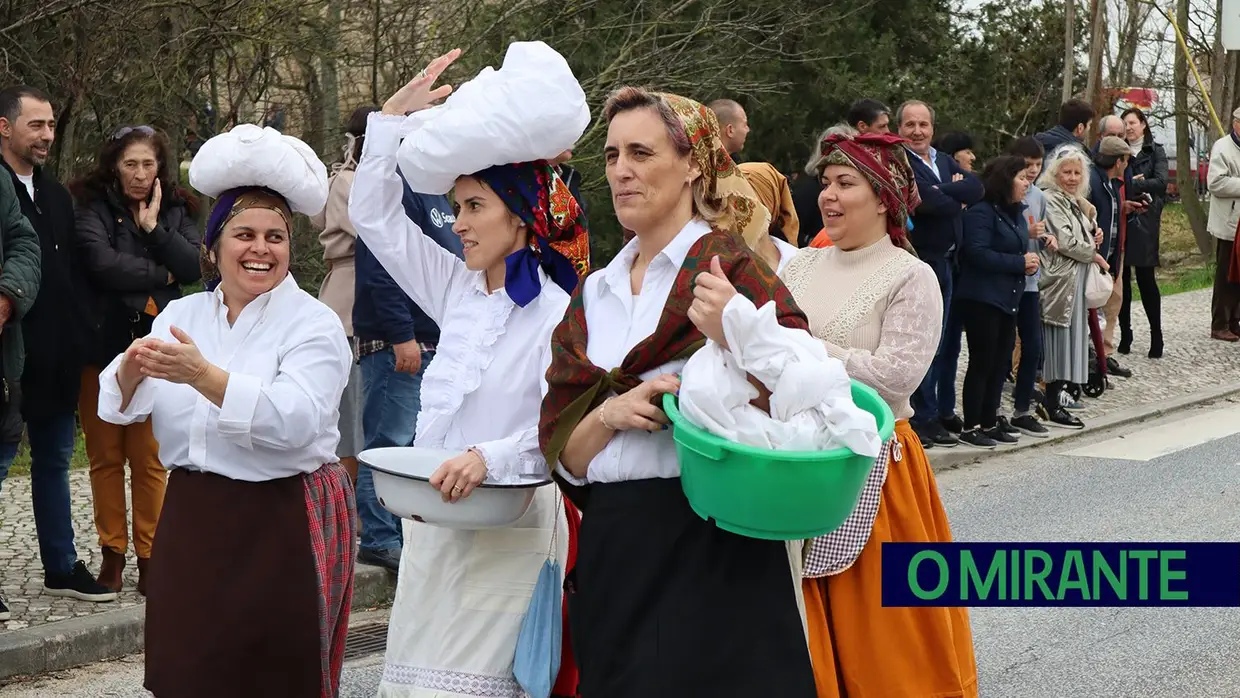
[939,399,1240,697]
[0,653,383,697]
[4,401,1240,697]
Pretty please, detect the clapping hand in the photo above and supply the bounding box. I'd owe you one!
[688,256,739,349]
[135,326,209,385]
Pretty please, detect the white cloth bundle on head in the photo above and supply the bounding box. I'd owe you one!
[678,295,883,456]
[188,124,330,216]
[396,41,591,195]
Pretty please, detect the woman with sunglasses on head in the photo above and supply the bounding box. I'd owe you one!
[71,124,202,595]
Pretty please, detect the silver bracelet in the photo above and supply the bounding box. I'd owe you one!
[599,397,617,431]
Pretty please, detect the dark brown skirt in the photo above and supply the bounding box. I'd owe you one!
[144,467,322,698]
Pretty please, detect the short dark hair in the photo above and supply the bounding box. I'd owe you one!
[1058,99,1095,131]
[938,131,975,156]
[0,85,51,124]
[708,98,744,127]
[980,155,1030,205]
[1006,135,1045,161]
[847,98,889,128]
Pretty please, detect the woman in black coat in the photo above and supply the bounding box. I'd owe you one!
[1119,107,1169,358]
[69,125,202,595]
[953,155,1040,449]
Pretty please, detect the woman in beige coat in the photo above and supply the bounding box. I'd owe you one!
[1036,144,1108,431]
[311,106,376,485]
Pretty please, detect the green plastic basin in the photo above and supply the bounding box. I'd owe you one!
[662,380,895,541]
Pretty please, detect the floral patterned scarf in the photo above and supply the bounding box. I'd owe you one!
[658,93,770,249]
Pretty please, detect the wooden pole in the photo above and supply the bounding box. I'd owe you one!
[1063,0,1076,102]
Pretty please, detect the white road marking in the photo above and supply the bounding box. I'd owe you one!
[1059,405,1240,461]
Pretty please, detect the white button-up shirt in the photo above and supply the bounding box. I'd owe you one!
[556,218,712,485]
[347,113,567,482]
[97,274,353,482]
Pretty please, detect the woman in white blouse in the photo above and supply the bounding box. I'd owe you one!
[539,86,816,697]
[96,128,356,697]
[348,48,588,697]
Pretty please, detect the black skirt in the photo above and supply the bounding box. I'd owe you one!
[566,478,816,698]
[144,467,321,698]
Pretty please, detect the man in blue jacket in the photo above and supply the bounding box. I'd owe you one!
[897,100,983,449]
[352,176,461,572]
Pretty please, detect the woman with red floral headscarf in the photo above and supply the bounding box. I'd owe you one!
[348,46,588,698]
[779,131,979,697]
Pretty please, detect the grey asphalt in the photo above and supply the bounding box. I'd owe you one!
[938,402,1240,697]
[3,404,1238,697]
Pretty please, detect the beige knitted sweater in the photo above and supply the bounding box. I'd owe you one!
[779,236,943,421]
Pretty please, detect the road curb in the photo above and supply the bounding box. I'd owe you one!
[926,381,1240,471]
[0,562,395,684]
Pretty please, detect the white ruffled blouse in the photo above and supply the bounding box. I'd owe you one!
[348,113,568,483]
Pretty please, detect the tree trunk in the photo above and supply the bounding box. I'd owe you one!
[1176,0,1212,255]
[321,0,343,148]
[1063,0,1075,101]
[1213,0,1227,125]
[1084,0,1108,140]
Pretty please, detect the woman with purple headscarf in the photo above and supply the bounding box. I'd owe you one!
[348,45,590,698]
[95,125,357,698]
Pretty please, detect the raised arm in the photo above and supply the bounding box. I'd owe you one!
[348,111,465,327]
[75,204,171,292]
[816,264,943,408]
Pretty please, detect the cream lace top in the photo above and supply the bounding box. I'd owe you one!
[779,236,943,421]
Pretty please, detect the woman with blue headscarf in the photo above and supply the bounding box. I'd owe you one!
[96,125,357,697]
[348,46,589,698]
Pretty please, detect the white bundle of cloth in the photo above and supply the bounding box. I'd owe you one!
[188,124,329,216]
[679,294,883,456]
[396,41,591,195]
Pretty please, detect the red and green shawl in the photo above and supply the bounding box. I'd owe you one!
[538,228,809,509]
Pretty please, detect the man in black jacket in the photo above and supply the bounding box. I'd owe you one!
[0,86,115,618]
[1034,99,1095,168]
[897,99,984,449]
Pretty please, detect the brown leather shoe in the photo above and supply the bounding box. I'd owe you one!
[136,558,149,597]
[98,548,125,593]
[1212,329,1240,342]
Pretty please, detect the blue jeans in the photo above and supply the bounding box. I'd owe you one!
[1013,291,1044,415]
[912,256,956,426]
[0,410,78,576]
[357,347,431,553]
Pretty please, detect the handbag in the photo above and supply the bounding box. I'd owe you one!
[513,494,563,698]
[1084,263,1113,309]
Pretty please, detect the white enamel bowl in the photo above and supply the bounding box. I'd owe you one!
[358,446,553,529]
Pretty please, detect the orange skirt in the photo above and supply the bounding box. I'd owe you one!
[802,420,978,698]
